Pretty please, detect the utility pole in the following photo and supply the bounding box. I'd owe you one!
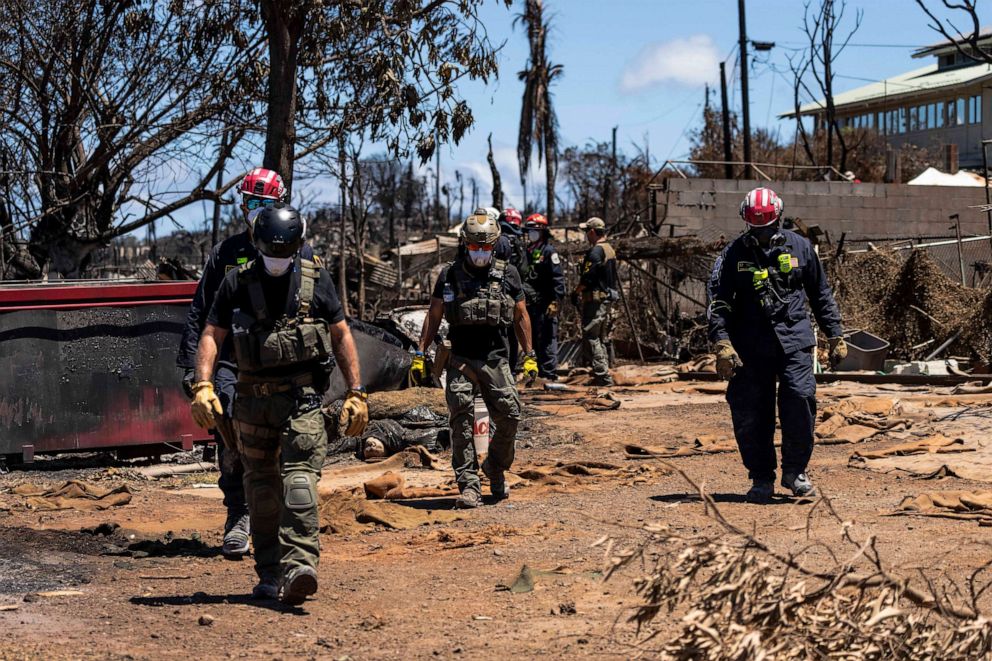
[434,131,441,230]
[603,125,617,223]
[737,0,752,179]
[719,62,733,179]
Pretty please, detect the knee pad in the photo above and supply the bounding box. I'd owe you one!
[284,473,315,511]
[248,484,280,518]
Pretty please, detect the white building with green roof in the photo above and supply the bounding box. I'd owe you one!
[783,32,991,168]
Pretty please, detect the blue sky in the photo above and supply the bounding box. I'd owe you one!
[169,0,958,232]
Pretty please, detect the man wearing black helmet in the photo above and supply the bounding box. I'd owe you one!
[191,202,368,606]
[177,167,316,559]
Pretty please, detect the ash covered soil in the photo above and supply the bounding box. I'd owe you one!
[2,380,992,660]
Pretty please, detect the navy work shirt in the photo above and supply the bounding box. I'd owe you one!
[519,241,566,307]
[707,229,843,359]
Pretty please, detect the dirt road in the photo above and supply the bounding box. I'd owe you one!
[2,380,991,659]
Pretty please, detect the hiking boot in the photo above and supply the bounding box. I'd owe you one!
[250,575,279,600]
[222,510,250,558]
[481,458,508,501]
[745,480,775,504]
[455,488,482,509]
[593,375,614,387]
[280,566,318,606]
[781,472,816,497]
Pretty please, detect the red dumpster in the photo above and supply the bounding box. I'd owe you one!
[0,280,210,461]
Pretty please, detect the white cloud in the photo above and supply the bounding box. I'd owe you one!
[620,35,719,93]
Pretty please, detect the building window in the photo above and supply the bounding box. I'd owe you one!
[935,101,945,128]
[970,95,982,124]
[957,97,966,126]
[927,103,937,129]
[917,105,927,131]
[908,106,918,131]
[898,107,907,134]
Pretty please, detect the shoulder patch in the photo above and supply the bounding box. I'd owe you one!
[737,261,756,272]
[550,252,560,265]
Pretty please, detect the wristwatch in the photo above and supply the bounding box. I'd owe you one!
[346,386,368,400]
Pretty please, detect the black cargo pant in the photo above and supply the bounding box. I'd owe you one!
[527,302,559,379]
[726,345,816,483]
[214,365,246,515]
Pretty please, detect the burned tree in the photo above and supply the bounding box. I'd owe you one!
[791,0,863,173]
[0,0,259,278]
[915,1,992,65]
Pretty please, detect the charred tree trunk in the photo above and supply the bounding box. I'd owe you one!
[261,4,304,194]
[487,133,503,209]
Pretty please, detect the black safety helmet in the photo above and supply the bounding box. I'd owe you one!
[252,202,304,258]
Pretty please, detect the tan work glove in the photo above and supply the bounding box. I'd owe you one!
[409,352,428,386]
[546,301,558,317]
[340,388,369,437]
[522,352,539,383]
[828,336,848,369]
[190,381,223,429]
[714,340,743,380]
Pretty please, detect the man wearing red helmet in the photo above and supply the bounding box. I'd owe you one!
[177,167,315,558]
[519,213,565,380]
[495,208,526,372]
[707,187,847,504]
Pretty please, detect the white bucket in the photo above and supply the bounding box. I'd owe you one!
[472,396,490,458]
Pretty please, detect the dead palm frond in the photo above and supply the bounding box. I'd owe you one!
[515,0,562,221]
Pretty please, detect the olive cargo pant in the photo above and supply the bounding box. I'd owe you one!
[445,357,521,495]
[581,300,612,381]
[232,385,327,581]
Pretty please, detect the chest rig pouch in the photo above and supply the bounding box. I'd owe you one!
[231,259,333,373]
[743,235,802,321]
[442,258,515,327]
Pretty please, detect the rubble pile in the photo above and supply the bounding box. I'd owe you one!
[831,250,983,360]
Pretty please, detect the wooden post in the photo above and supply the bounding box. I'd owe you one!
[436,236,442,266]
[951,213,966,286]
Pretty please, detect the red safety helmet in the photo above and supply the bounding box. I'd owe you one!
[239,167,287,201]
[524,213,548,229]
[500,208,523,227]
[739,187,783,227]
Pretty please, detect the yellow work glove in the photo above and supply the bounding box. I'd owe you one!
[546,301,558,317]
[190,381,223,429]
[409,352,428,386]
[522,352,539,381]
[828,337,848,369]
[340,388,369,437]
[714,340,742,380]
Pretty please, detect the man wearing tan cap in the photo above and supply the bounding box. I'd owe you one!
[571,217,617,386]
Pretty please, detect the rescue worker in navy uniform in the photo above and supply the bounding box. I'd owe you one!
[707,187,848,504]
[520,213,566,380]
[191,203,368,605]
[495,207,525,373]
[411,209,537,509]
[177,167,314,558]
[572,217,618,386]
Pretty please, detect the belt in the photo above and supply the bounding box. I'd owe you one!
[236,372,314,397]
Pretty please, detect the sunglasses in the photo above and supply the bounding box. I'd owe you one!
[244,197,277,211]
[466,243,494,251]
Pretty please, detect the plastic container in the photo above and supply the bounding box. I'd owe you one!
[473,396,490,458]
[833,329,890,372]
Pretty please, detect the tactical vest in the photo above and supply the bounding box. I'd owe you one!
[442,258,515,327]
[581,241,617,293]
[231,259,333,374]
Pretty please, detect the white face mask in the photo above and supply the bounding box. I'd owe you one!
[262,255,293,276]
[468,249,494,268]
[528,229,543,243]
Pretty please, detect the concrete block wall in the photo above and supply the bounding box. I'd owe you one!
[656,178,991,241]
